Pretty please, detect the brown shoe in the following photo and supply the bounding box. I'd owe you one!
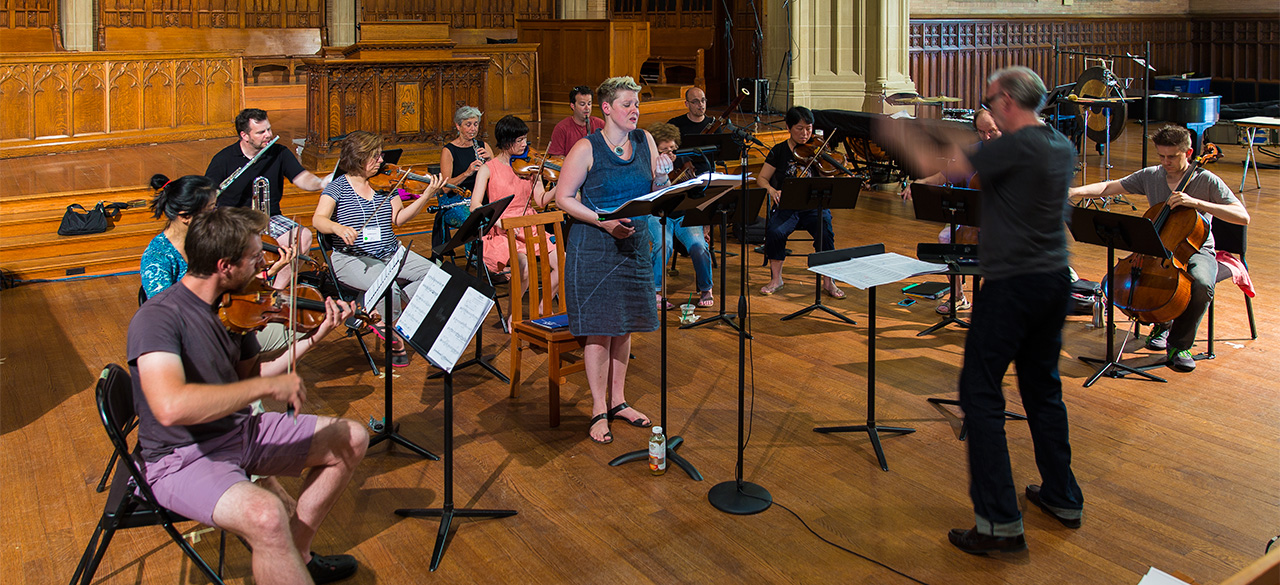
[1026,485,1082,528]
[948,527,1026,555]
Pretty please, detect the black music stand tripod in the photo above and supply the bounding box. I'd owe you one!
[364,242,438,460]
[778,177,858,325]
[910,183,980,336]
[679,186,766,335]
[393,263,516,571]
[1070,207,1169,387]
[810,244,916,471]
[426,195,515,384]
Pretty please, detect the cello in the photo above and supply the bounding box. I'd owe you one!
[1106,156,1210,325]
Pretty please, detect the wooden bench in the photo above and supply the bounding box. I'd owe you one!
[101,26,323,84]
[648,48,705,89]
[0,27,64,52]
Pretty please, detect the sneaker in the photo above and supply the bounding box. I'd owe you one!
[1167,348,1196,372]
[307,552,358,584]
[1145,322,1170,351]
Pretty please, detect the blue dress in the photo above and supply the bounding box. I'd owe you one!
[564,129,659,336]
[140,233,186,299]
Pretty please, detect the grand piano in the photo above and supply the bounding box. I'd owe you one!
[1147,91,1222,154]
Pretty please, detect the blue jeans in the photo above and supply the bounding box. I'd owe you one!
[764,208,834,261]
[959,269,1083,536]
[646,215,713,293]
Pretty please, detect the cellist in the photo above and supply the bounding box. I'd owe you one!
[1070,125,1249,372]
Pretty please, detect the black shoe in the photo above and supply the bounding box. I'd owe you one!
[948,527,1027,555]
[1145,322,1170,351]
[307,552,358,584]
[1025,485,1083,528]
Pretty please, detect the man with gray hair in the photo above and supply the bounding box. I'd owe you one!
[879,65,1083,554]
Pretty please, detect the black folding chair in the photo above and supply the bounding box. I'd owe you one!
[71,364,229,585]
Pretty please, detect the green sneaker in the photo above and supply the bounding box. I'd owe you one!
[1146,322,1170,351]
[1167,348,1196,372]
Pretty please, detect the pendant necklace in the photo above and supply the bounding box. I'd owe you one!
[603,132,627,157]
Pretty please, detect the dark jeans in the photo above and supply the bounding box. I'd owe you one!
[1167,247,1217,352]
[959,269,1083,536]
[764,208,835,261]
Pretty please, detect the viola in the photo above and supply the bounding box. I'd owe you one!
[512,148,564,184]
[218,280,373,334]
[1106,156,1209,324]
[793,135,857,177]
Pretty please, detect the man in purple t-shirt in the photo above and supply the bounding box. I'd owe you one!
[547,85,605,156]
[128,207,365,584]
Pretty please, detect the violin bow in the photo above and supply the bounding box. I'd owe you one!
[358,166,413,232]
[285,219,301,422]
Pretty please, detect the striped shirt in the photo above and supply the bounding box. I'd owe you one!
[323,174,399,260]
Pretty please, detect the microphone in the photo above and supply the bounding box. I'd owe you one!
[728,123,766,147]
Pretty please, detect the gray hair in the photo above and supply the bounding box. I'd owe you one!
[597,76,642,106]
[453,105,482,126]
[987,66,1047,111]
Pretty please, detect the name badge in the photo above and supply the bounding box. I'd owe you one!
[361,226,382,243]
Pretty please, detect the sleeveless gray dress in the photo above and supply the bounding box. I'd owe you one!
[564,130,659,336]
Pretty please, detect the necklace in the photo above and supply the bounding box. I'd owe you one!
[602,131,627,157]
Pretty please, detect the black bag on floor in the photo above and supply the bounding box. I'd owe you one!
[1070,278,1102,315]
[58,202,127,236]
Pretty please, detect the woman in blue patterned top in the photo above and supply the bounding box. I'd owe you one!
[312,131,446,367]
[554,76,662,444]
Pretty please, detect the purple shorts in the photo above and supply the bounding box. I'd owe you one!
[144,412,317,527]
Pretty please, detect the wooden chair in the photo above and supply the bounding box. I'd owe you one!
[504,211,583,427]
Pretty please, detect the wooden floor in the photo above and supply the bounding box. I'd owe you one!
[2,122,1278,585]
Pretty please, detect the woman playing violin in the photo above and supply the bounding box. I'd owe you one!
[438,106,493,233]
[756,106,843,298]
[470,115,559,302]
[311,131,446,367]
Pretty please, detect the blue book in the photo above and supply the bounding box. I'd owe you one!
[528,314,569,331]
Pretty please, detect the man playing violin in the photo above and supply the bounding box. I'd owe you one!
[548,85,606,157]
[206,109,331,288]
[1070,124,1249,372]
[756,106,843,298]
[128,206,365,584]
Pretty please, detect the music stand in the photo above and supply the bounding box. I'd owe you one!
[393,261,517,572]
[809,244,917,471]
[910,183,982,336]
[679,187,767,334]
[777,177,859,325]
[1069,207,1170,387]
[365,242,439,460]
[427,195,515,384]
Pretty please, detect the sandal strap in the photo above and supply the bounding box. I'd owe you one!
[606,402,631,418]
[589,412,610,426]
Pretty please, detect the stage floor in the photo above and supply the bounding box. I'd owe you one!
[2,122,1277,584]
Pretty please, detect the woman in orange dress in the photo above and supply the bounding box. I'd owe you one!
[470,114,559,300]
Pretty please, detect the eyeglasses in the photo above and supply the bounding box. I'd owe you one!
[686,98,707,104]
[980,92,1004,110]
[658,147,678,155]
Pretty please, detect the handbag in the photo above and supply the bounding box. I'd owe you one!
[58,202,128,236]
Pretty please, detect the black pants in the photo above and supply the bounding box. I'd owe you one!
[959,269,1083,536]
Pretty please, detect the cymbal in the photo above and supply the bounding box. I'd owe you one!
[1067,94,1140,103]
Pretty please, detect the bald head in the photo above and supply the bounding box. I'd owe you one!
[684,87,707,121]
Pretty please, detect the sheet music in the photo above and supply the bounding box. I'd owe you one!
[362,244,409,310]
[426,287,493,371]
[1136,567,1191,585]
[808,252,947,290]
[392,261,450,338]
[599,172,749,213]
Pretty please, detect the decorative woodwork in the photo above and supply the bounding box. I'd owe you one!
[0,51,241,158]
[344,21,456,60]
[360,0,553,30]
[909,16,1280,109]
[1,0,63,51]
[97,0,323,32]
[101,26,324,84]
[610,0,714,29]
[453,44,541,121]
[516,19,649,104]
[299,57,489,169]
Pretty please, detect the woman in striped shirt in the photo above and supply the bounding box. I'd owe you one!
[312,131,445,366]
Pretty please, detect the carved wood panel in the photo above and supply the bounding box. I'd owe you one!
[0,52,241,158]
[910,16,1280,108]
[98,0,323,32]
[453,45,540,121]
[610,0,714,29]
[1,0,56,29]
[360,0,553,30]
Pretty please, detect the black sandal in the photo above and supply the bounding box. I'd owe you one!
[607,402,652,428]
[588,412,612,444]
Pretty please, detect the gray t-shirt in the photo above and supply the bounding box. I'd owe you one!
[967,124,1076,281]
[127,282,259,462]
[1118,165,1237,254]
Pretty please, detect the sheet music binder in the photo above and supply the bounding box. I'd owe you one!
[396,261,496,373]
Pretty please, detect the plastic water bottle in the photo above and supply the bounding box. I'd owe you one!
[649,426,667,476]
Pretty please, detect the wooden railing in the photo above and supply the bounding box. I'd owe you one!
[360,0,553,29]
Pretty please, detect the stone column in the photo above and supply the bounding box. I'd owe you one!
[328,0,357,47]
[60,0,94,51]
[762,0,915,113]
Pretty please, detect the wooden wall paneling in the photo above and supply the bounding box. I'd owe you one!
[70,62,105,136]
[359,0,553,30]
[108,60,139,133]
[31,62,67,139]
[453,44,540,121]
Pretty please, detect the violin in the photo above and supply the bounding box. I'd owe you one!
[513,148,564,184]
[793,134,857,177]
[1106,156,1210,324]
[219,280,330,334]
[668,160,696,184]
[261,235,319,267]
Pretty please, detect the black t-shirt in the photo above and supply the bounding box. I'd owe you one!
[206,141,306,215]
[967,124,1076,280]
[127,282,259,462]
[763,141,799,191]
[668,114,713,135]
[443,142,479,192]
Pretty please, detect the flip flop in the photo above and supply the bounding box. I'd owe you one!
[697,290,715,307]
[588,412,612,444]
[607,402,652,428]
[823,286,846,299]
[760,282,784,295]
